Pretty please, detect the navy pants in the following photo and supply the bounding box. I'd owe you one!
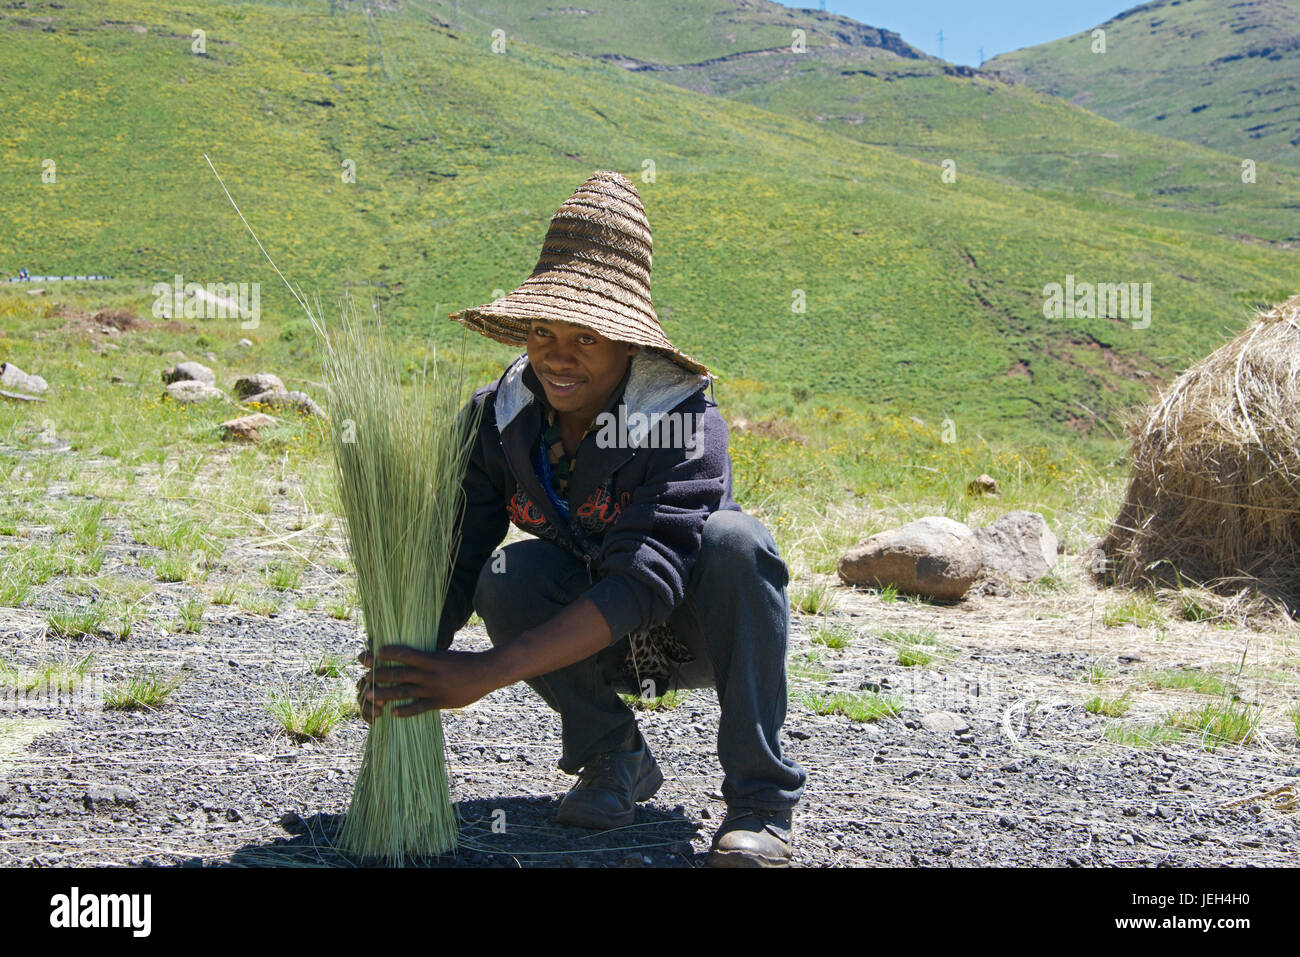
[472,509,806,811]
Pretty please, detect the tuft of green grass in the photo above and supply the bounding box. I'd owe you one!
[150,551,199,584]
[296,594,320,611]
[1144,668,1232,696]
[877,583,900,603]
[241,592,280,617]
[1102,591,1165,628]
[266,561,303,591]
[2,653,97,695]
[1084,692,1131,717]
[308,650,350,678]
[1103,721,1183,748]
[0,570,34,607]
[104,671,184,711]
[326,598,354,620]
[267,686,357,742]
[878,629,949,668]
[1081,659,1111,684]
[1022,567,1072,595]
[212,582,237,605]
[787,649,832,684]
[1288,704,1300,741]
[1177,591,1216,622]
[45,604,106,639]
[799,690,902,722]
[811,623,854,649]
[791,580,839,615]
[1164,699,1261,751]
[177,598,205,634]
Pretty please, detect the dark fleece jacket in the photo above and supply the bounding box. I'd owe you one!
[435,348,742,650]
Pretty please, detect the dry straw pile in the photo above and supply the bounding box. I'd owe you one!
[1100,293,1300,612]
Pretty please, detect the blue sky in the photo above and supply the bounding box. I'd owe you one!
[773,1,1132,66]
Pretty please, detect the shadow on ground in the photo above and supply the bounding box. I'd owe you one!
[217,796,701,868]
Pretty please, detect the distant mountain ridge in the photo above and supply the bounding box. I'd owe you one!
[986,0,1300,171]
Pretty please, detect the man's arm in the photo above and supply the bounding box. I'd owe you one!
[360,596,611,718]
[435,388,509,651]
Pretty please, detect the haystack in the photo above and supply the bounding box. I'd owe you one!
[1099,293,1300,611]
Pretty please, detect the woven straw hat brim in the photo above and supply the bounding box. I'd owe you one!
[450,169,712,379]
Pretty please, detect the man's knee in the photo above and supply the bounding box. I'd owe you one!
[473,538,588,639]
[699,510,786,583]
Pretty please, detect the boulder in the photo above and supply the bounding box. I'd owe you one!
[0,362,48,395]
[164,380,225,403]
[232,372,285,399]
[974,511,1059,582]
[161,361,214,385]
[218,413,277,442]
[838,516,982,601]
[243,389,324,418]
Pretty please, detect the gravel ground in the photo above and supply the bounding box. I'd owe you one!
[2,452,1298,868]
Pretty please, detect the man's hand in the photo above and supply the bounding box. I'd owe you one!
[356,645,503,722]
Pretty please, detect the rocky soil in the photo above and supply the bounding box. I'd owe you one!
[1,448,1298,868]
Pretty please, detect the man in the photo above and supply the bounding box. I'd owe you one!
[358,170,805,867]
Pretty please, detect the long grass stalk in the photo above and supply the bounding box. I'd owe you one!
[319,294,482,863]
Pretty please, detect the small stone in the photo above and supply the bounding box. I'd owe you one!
[83,785,137,810]
[967,474,1000,496]
[237,338,253,347]
[243,389,324,418]
[921,710,971,734]
[232,372,285,399]
[161,361,215,386]
[788,730,811,740]
[164,380,225,403]
[279,811,303,831]
[998,815,1019,829]
[226,808,242,822]
[0,361,48,395]
[218,412,277,443]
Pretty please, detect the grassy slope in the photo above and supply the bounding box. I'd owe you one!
[0,0,1296,450]
[986,0,1300,171]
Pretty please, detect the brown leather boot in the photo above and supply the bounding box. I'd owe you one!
[555,728,663,830]
[708,806,794,868]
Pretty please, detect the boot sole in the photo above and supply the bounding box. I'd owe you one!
[555,764,664,830]
[707,846,792,868]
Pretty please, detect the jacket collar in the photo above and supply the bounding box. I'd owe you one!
[494,348,709,444]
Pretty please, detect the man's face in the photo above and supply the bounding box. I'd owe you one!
[526,319,638,421]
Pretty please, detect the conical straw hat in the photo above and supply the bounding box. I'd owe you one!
[450,170,711,378]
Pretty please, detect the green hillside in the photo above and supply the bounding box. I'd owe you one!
[0,0,1297,449]
[434,0,1300,245]
[986,0,1300,172]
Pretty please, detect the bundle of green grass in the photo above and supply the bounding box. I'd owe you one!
[1099,292,1300,612]
[316,298,482,863]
